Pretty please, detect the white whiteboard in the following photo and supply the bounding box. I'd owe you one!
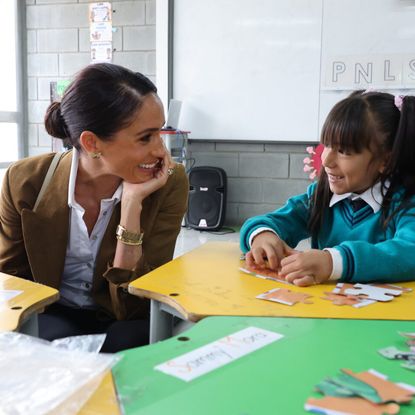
[169,0,415,141]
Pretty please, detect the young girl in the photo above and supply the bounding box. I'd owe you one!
[240,91,415,286]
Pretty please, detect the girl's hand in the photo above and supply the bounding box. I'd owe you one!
[279,249,332,286]
[246,231,296,271]
[123,150,174,204]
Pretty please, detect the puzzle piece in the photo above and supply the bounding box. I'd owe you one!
[322,292,360,306]
[378,346,415,361]
[328,371,381,403]
[372,283,412,293]
[239,266,290,285]
[342,369,414,403]
[344,284,402,302]
[402,360,415,371]
[305,396,400,415]
[322,292,375,308]
[256,288,313,306]
[315,379,355,397]
[332,283,355,296]
[399,332,415,340]
[242,261,282,278]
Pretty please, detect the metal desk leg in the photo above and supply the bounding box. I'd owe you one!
[149,300,174,343]
[18,314,39,337]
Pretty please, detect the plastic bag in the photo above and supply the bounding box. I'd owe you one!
[0,332,120,415]
[51,334,106,353]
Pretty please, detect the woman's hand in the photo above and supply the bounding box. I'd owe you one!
[279,249,332,286]
[246,231,296,271]
[123,150,174,204]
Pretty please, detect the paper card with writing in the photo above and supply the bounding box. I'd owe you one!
[154,327,283,382]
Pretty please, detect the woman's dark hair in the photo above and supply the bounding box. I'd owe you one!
[44,63,157,150]
[308,90,415,236]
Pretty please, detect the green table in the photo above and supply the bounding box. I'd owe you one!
[113,317,415,414]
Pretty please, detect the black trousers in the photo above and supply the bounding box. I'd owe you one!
[38,303,149,353]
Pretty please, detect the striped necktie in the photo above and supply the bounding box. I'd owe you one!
[350,198,367,212]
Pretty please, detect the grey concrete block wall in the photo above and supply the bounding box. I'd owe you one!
[24,1,316,227]
[26,0,156,157]
[187,141,314,226]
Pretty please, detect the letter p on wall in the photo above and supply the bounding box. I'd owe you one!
[332,61,346,82]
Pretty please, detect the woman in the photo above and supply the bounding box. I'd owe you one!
[0,63,188,352]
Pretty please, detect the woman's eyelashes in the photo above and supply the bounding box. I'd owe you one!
[136,134,152,143]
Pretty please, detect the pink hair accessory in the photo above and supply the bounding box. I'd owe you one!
[394,95,404,112]
[303,144,324,180]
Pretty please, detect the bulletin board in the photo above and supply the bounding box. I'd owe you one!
[162,0,415,141]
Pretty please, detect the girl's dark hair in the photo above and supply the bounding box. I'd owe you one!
[309,90,415,236]
[44,63,157,150]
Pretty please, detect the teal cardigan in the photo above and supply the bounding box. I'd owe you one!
[240,182,415,283]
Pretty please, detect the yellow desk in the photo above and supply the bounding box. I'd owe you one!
[129,242,415,342]
[78,371,120,415]
[0,273,120,415]
[0,272,59,334]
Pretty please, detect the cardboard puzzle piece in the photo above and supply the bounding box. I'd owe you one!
[315,379,356,397]
[343,284,402,302]
[378,346,415,361]
[329,371,381,403]
[245,264,280,278]
[399,332,415,340]
[322,292,360,306]
[402,360,415,371]
[399,332,415,349]
[342,369,414,404]
[256,288,313,306]
[372,283,412,293]
[332,283,355,296]
[322,292,375,308]
[239,265,290,285]
[305,396,400,415]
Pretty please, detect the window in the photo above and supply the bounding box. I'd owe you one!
[0,0,23,186]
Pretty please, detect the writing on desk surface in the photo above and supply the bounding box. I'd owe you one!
[155,327,283,382]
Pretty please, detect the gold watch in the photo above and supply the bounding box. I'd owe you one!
[116,224,144,246]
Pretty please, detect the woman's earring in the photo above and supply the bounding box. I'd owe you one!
[90,152,102,159]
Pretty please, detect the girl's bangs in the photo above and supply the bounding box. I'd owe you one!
[321,99,370,153]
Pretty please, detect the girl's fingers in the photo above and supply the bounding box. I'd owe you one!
[292,275,316,287]
[245,251,255,267]
[283,270,315,286]
[251,248,267,267]
[266,255,279,270]
[280,254,298,267]
[283,270,304,283]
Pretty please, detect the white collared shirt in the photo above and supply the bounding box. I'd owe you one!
[59,149,123,309]
[328,181,385,213]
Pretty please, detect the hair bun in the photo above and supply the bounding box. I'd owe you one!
[44,101,69,139]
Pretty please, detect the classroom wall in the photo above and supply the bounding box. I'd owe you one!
[24,0,311,225]
[187,141,311,226]
[25,0,156,157]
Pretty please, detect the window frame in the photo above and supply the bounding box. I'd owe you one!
[0,0,26,172]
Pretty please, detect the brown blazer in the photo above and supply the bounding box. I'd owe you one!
[0,151,189,320]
